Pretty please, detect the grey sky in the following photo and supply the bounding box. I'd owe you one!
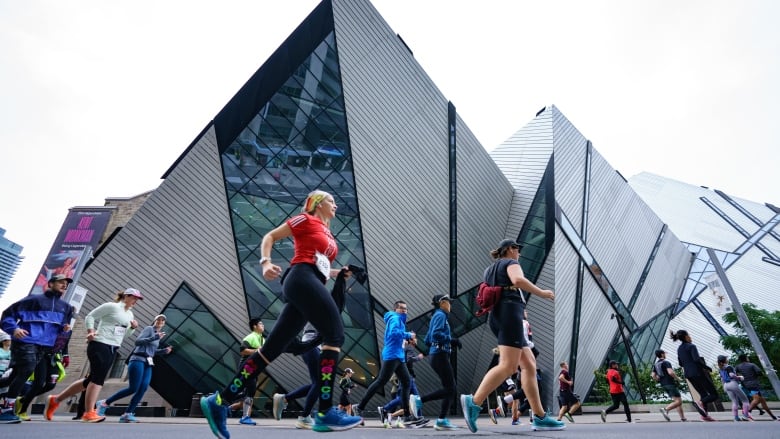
[1,0,778,310]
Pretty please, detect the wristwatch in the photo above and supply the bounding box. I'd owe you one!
[259,256,271,265]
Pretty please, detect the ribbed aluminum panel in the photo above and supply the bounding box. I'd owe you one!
[629,173,748,250]
[551,107,588,234]
[334,0,509,318]
[661,301,728,371]
[77,126,248,357]
[630,234,692,325]
[491,108,554,236]
[455,116,515,291]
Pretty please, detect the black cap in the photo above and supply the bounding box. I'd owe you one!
[717,355,728,363]
[49,274,73,284]
[497,239,522,251]
[609,360,618,367]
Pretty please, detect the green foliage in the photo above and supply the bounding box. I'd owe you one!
[720,303,780,394]
[591,362,689,403]
[721,303,780,366]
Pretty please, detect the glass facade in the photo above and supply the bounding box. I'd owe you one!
[218,30,378,386]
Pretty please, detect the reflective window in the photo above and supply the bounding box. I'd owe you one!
[219,31,378,385]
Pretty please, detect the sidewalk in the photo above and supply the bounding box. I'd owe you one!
[45,405,780,426]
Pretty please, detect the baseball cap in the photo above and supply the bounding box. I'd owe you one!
[497,239,522,251]
[0,331,11,343]
[154,314,167,321]
[49,274,74,284]
[717,355,728,363]
[123,288,144,300]
[609,360,618,367]
[344,368,354,374]
[432,294,451,305]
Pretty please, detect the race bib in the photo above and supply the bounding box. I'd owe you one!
[113,326,127,337]
[314,251,331,279]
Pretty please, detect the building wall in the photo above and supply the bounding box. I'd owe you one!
[75,125,248,364]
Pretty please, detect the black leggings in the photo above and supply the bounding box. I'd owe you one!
[19,353,58,411]
[605,392,631,421]
[420,352,456,418]
[220,264,344,402]
[358,359,411,416]
[687,375,719,405]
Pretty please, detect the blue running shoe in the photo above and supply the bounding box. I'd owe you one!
[532,413,565,431]
[312,407,362,432]
[200,392,230,439]
[96,399,109,417]
[459,394,480,433]
[239,415,256,425]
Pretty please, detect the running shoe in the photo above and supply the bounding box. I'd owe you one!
[495,395,505,417]
[0,409,21,424]
[409,394,422,417]
[119,413,139,423]
[82,410,106,423]
[272,393,287,421]
[701,415,716,422]
[511,419,521,425]
[459,394,480,433]
[312,407,362,432]
[600,409,606,423]
[377,406,387,424]
[44,395,60,421]
[692,401,707,417]
[96,399,109,417]
[13,399,29,421]
[394,417,405,428]
[296,415,314,429]
[200,392,230,439]
[488,407,498,424]
[563,411,574,423]
[740,414,754,421]
[239,415,256,425]
[403,414,429,428]
[660,407,670,421]
[531,413,566,431]
[434,418,458,430]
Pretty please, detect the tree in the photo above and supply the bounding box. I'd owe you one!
[720,303,780,370]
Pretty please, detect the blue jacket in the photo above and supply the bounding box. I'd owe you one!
[1,290,73,347]
[382,311,412,361]
[424,309,452,354]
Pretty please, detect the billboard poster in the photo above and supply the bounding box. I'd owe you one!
[30,208,112,295]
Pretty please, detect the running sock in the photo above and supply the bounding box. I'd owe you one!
[220,351,266,404]
[317,349,339,414]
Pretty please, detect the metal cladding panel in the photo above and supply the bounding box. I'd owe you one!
[334,0,453,315]
[629,173,748,250]
[630,235,692,325]
[457,324,503,394]
[574,273,623,397]
[551,107,588,233]
[586,151,668,305]
[722,246,780,312]
[552,229,577,386]
[455,117,515,290]
[77,126,248,350]
[662,302,729,371]
[528,247,557,408]
[491,108,554,227]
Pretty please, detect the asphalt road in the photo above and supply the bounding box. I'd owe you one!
[4,411,779,438]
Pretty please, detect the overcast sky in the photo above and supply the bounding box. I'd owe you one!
[2,0,779,311]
